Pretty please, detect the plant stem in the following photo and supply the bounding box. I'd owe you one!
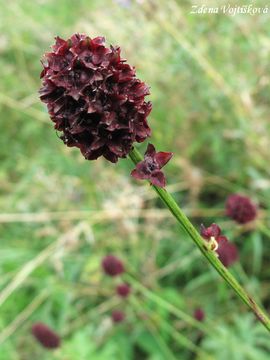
[130,296,177,360]
[129,146,270,333]
[130,295,212,359]
[126,274,210,334]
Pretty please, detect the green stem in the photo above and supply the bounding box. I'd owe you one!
[129,146,270,333]
[125,274,210,334]
[130,296,177,360]
[130,295,212,359]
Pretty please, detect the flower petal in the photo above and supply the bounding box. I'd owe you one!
[210,223,221,238]
[145,143,156,158]
[217,241,238,268]
[131,167,149,180]
[150,171,166,187]
[200,223,221,239]
[217,235,228,245]
[155,151,173,168]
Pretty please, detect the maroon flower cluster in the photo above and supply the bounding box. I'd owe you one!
[200,224,238,268]
[40,34,152,163]
[31,322,61,349]
[112,310,125,323]
[194,308,205,322]
[226,194,257,224]
[217,241,238,268]
[200,223,227,247]
[116,283,131,298]
[131,143,173,187]
[102,254,124,276]
[101,255,131,323]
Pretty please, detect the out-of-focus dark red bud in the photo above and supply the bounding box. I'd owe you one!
[200,223,228,250]
[102,255,124,276]
[200,223,221,240]
[226,194,257,224]
[200,223,238,267]
[31,322,61,349]
[111,310,125,323]
[216,241,239,268]
[194,308,205,322]
[116,283,131,298]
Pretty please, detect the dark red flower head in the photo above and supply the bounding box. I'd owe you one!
[31,322,61,349]
[226,194,257,224]
[131,143,173,187]
[200,223,238,267]
[39,34,152,163]
[216,241,238,268]
[111,310,125,323]
[200,223,222,240]
[200,223,227,250]
[194,308,205,322]
[102,255,124,276]
[116,283,131,298]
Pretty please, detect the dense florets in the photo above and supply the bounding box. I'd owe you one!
[226,194,257,224]
[31,322,60,349]
[40,34,152,163]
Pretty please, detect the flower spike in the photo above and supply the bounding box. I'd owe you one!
[40,34,152,163]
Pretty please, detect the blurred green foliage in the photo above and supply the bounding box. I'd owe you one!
[0,0,270,359]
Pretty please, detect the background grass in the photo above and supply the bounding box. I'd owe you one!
[0,0,270,358]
